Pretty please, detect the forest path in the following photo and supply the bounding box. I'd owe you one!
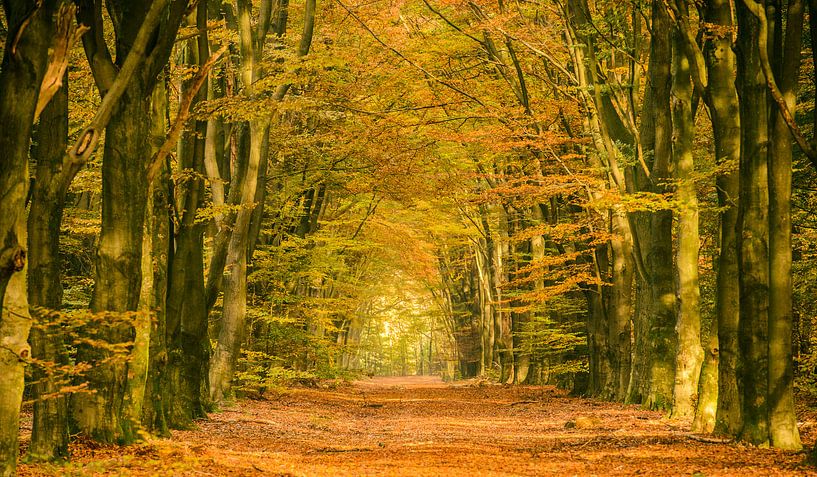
[19,376,816,476]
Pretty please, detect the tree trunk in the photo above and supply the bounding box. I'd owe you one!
[643,1,677,411]
[0,3,58,474]
[671,33,704,419]
[609,212,633,400]
[767,0,803,450]
[736,0,770,445]
[72,78,150,444]
[693,317,719,432]
[209,120,268,401]
[703,0,742,437]
[71,0,187,444]
[165,3,211,428]
[141,76,171,437]
[27,75,71,462]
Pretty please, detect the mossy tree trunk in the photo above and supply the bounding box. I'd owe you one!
[0,2,60,474]
[767,0,804,450]
[27,75,76,462]
[696,0,742,436]
[735,0,770,446]
[670,28,704,419]
[71,0,188,444]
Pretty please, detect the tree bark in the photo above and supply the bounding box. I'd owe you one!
[0,3,59,474]
[165,2,212,428]
[736,0,770,445]
[701,0,742,437]
[671,31,704,419]
[72,77,151,444]
[27,74,72,462]
[609,212,633,400]
[209,120,267,401]
[643,0,677,411]
[71,0,187,444]
[767,0,803,450]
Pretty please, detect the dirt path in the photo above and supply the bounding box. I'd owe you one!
[19,376,817,476]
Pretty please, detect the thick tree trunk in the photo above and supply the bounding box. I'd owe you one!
[0,3,57,474]
[72,80,151,444]
[671,35,704,419]
[0,219,31,477]
[643,1,677,411]
[165,4,211,427]
[70,0,187,444]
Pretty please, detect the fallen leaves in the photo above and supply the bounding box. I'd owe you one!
[17,376,817,476]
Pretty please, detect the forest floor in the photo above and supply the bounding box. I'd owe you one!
[17,375,817,476]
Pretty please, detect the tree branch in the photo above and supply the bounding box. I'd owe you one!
[334,0,486,107]
[68,0,172,164]
[742,0,817,170]
[35,3,88,122]
[146,44,229,184]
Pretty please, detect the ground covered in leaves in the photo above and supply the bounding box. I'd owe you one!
[18,376,817,476]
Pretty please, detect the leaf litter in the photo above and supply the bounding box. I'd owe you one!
[18,376,817,476]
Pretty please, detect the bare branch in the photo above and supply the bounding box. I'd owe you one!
[35,4,89,122]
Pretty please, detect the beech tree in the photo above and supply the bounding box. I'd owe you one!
[7,0,817,473]
[70,0,189,444]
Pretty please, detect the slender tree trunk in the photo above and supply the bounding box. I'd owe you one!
[209,120,268,401]
[736,0,770,445]
[767,0,803,450]
[609,212,633,400]
[587,240,611,397]
[497,207,515,382]
[27,76,71,462]
[693,316,719,432]
[703,0,742,437]
[141,76,171,436]
[643,1,678,411]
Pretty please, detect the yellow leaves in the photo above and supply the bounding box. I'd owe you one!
[592,190,675,213]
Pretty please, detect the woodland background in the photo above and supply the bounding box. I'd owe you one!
[2,0,817,474]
